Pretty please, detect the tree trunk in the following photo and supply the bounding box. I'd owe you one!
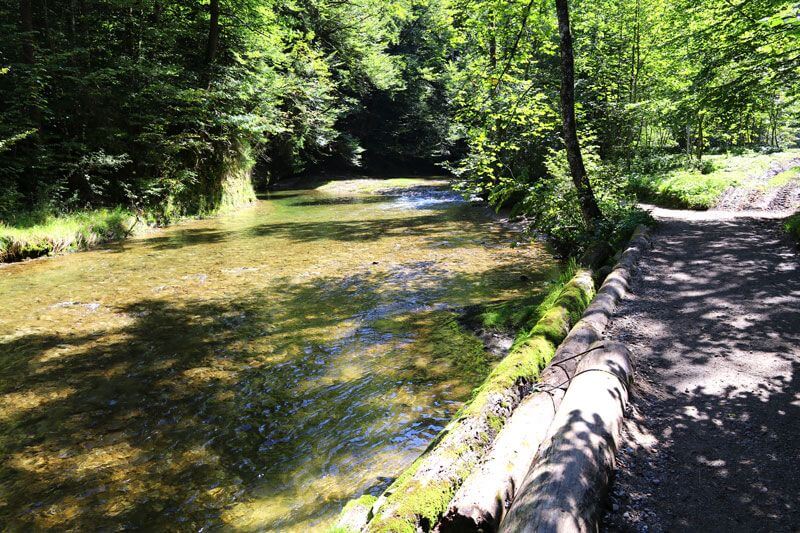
[555,0,602,232]
[499,342,633,533]
[20,0,35,64]
[697,115,704,162]
[203,0,220,86]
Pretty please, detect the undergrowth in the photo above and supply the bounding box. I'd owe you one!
[0,207,137,262]
[785,212,800,243]
[628,149,800,210]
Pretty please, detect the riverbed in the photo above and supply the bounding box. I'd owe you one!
[0,178,556,530]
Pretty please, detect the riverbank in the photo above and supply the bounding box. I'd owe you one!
[0,175,453,265]
[333,220,653,532]
[342,266,595,532]
[0,167,258,264]
[0,207,141,263]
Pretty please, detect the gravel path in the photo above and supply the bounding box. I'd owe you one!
[602,208,800,533]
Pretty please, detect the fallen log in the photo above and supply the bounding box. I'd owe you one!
[498,341,633,533]
[439,227,650,532]
[360,270,596,532]
[438,386,562,532]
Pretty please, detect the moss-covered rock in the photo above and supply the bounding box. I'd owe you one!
[161,141,257,220]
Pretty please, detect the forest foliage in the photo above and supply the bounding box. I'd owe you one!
[1,0,799,251]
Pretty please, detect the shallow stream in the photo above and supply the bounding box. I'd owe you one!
[0,178,555,530]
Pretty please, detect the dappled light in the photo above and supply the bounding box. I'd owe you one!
[0,179,555,530]
[604,215,800,531]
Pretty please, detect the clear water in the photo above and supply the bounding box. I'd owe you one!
[0,178,555,531]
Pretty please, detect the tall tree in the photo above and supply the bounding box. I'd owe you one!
[555,0,603,230]
[203,0,220,86]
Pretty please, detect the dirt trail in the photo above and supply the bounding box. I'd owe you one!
[602,208,800,533]
[716,158,800,211]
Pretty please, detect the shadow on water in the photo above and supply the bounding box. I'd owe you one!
[0,253,551,529]
[287,195,395,207]
[0,281,438,528]
[114,184,481,254]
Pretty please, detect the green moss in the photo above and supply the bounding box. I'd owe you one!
[161,141,257,220]
[330,495,379,533]
[217,143,258,213]
[429,314,490,382]
[363,268,596,532]
[456,268,593,423]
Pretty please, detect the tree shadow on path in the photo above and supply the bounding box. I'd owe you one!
[603,215,800,533]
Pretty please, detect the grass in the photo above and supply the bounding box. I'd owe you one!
[0,207,137,263]
[629,149,800,209]
[785,211,800,243]
[766,165,800,190]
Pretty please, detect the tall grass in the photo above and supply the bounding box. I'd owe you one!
[0,207,137,262]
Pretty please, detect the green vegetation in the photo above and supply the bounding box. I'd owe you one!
[474,259,580,350]
[768,166,800,189]
[361,268,596,532]
[785,212,800,242]
[630,150,800,209]
[1,0,452,224]
[0,208,136,262]
[2,0,797,262]
[3,0,799,528]
[631,166,738,209]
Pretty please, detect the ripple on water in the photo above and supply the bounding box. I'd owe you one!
[0,177,555,531]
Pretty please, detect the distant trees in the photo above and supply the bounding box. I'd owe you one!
[0,0,449,219]
[0,0,797,249]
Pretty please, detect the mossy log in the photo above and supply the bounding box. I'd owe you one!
[439,226,650,532]
[438,386,561,532]
[360,270,596,533]
[498,342,633,533]
[333,495,379,533]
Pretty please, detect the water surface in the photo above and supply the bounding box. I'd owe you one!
[0,178,555,530]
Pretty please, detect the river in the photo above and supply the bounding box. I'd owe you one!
[0,178,556,530]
